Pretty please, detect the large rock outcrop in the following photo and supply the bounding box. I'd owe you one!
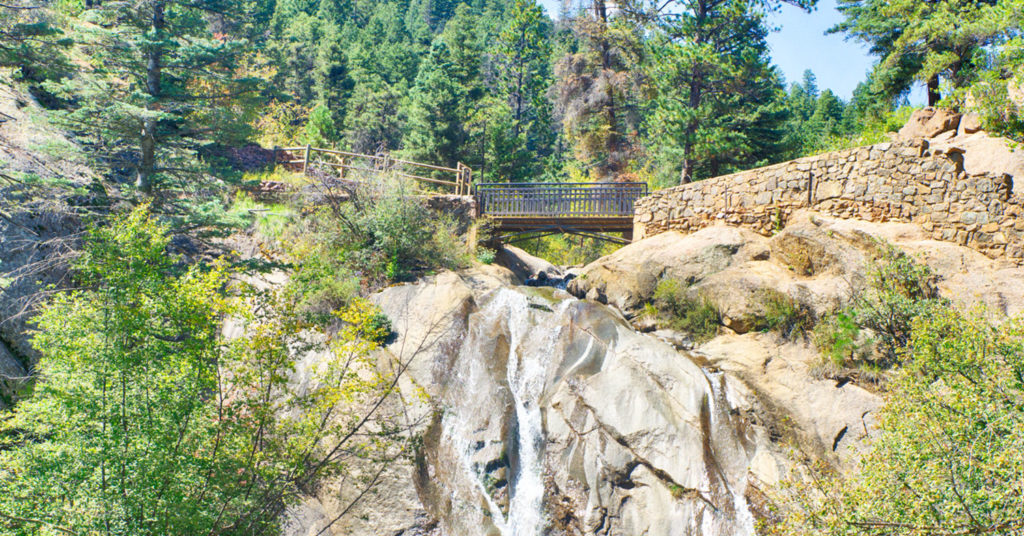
[282,221,918,535]
[571,210,1024,327]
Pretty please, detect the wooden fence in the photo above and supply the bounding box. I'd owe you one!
[475,182,649,218]
[276,146,473,195]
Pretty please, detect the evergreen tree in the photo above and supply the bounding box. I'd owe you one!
[811,89,846,138]
[554,0,646,180]
[832,0,1020,106]
[344,76,405,153]
[640,0,812,184]
[493,0,552,141]
[0,0,71,86]
[50,0,261,194]
[401,41,468,167]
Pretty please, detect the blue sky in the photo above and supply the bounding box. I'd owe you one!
[537,0,925,103]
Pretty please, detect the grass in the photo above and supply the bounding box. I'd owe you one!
[227,192,297,239]
[747,288,813,339]
[649,278,722,343]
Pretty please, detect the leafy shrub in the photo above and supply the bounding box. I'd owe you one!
[650,278,721,342]
[813,244,944,370]
[476,247,497,265]
[283,173,472,315]
[749,288,813,339]
[812,311,874,367]
[0,206,407,535]
[769,308,1024,536]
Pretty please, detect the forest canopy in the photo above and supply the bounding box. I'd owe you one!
[3,0,1022,192]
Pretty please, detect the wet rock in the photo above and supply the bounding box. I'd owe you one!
[494,244,563,284]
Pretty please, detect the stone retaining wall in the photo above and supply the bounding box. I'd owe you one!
[634,139,1024,264]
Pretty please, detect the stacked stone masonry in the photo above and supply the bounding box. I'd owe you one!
[634,139,1024,264]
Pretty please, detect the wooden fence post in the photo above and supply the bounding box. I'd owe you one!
[302,145,311,175]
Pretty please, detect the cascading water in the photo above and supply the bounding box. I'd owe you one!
[430,285,760,536]
[438,289,564,535]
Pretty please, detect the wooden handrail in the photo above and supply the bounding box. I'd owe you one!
[275,145,471,194]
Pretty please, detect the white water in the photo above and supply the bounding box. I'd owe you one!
[441,289,565,536]
[435,286,758,536]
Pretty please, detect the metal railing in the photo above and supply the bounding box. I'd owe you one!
[475,182,649,218]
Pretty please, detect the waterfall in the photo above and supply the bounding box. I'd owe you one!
[433,285,758,536]
[440,289,563,536]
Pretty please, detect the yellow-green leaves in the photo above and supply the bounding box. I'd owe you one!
[0,206,407,536]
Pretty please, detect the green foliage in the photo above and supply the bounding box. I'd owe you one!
[812,310,873,367]
[771,307,1024,536]
[832,0,1021,105]
[227,192,297,238]
[0,2,72,86]
[0,206,406,535]
[748,288,813,339]
[303,102,339,146]
[650,278,721,343]
[966,36,1024,141]
[476,247,497,265]
[642,0,811,184]
[283,174,471,316]
[813,244,944,370]
[43,0,262,194]
[517,233,620,266]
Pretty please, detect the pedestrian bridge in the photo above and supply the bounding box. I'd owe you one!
[274,146,649,244]
[475,182,648,244]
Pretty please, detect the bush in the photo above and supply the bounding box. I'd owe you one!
[749,288,813,339]
[813,244,944,370]
[769,308,1024,536]
[0,206,407,535]
[283,173,472,316]
[476,247,496,265]
[812,311,874,367]
[651,278,721,342]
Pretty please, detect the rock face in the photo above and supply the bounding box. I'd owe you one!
[494,244,564,283]
[399,286,792,536]
[571,211,1024,327]
[0,75,92,407]
[285,220,936,535]
[898,107,962,139]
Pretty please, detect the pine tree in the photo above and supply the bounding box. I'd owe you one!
[493,0,552,141]
[832,0,1018,106]
[401,41,468,167]
[344,76,404,153]
[641,0,811,184]
[554,0,646,180]
[0,0,71,85]
[49,0,261,194]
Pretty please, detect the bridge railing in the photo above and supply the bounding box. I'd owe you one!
[276,146,473,195]
[475,182,649,218]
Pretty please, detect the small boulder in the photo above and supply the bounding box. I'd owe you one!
[958,112,984,135]
[899,107,962,139]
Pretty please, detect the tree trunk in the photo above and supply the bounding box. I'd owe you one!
[595,0,621,178]
[137,0,165,195]
[680,0,708,185]
[927,74,941,107]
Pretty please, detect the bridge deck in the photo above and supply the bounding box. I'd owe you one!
[475,182,647,242]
